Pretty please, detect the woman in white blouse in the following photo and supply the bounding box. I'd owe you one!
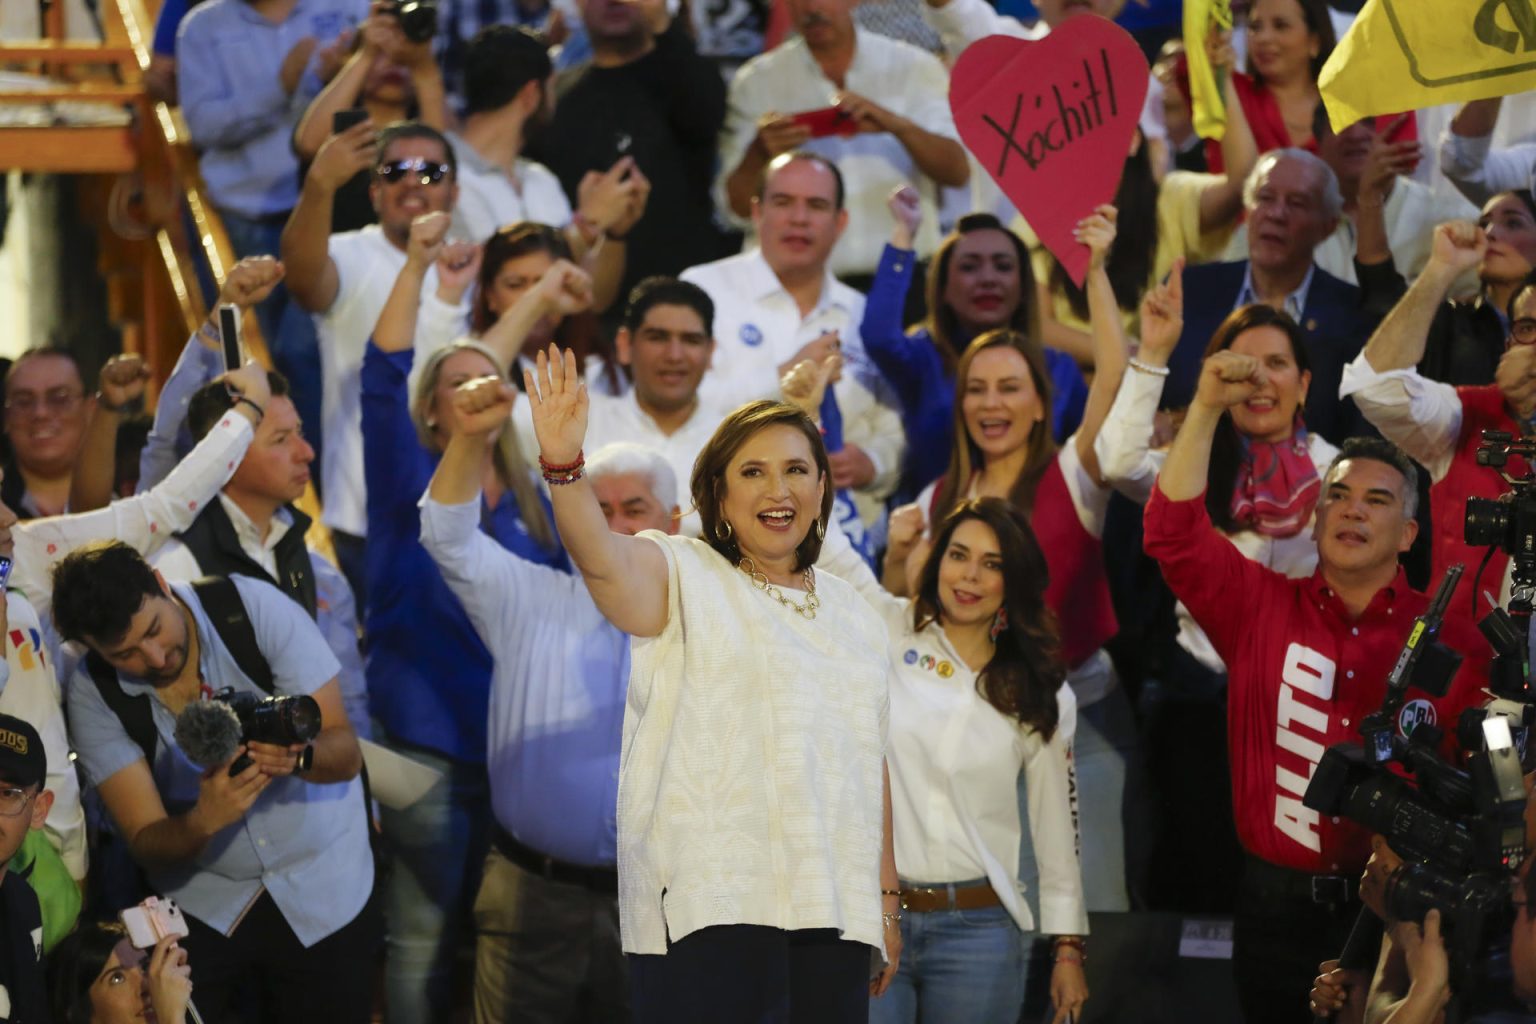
[780,355,1086,1021]
[519,344,899,1021]
[830,493,1088,1024]
[888,208,1132,915]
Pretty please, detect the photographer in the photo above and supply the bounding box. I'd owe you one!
[53,543,376,1024]
[1143,344,1488,1024]
[48,927,194,1024]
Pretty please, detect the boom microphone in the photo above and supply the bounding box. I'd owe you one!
[174,701,243,769]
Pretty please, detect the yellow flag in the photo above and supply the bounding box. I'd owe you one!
[1320,0,1536,132]
[1184,0,1233,140]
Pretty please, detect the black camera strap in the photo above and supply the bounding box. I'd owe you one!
[84,576,275,766]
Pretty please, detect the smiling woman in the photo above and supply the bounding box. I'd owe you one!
[523,346,900,1021]
[812,498,1089,1024]
[894,206,1133,919]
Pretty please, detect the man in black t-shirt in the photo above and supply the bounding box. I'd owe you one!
[534,0,731,309]
[0,714,50,1024]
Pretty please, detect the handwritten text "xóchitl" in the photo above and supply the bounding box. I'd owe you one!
[983,49,1122,178]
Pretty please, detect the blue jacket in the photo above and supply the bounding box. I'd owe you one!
[361,343,568,763]
[1165,261,1379,445]
[861,244,1088,500]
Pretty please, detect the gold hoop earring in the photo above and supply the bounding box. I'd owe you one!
[718,518,733,541]
[815,517,826,541]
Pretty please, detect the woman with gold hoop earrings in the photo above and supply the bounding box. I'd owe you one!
[522,342,900,1022]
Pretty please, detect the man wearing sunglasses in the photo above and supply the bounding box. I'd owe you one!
[0,713,51,1024]
[282,120,466,612]
[1342,220,1536,640]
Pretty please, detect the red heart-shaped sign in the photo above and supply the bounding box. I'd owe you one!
[950,17,1149,286]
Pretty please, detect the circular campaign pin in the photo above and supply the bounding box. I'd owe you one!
[937,660,954,678]
[904,649,918,665]
[740,323,763,347]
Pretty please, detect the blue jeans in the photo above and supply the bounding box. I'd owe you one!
[375,741,492,1024]
[870,893,1029,1024]
[218,209,325,471]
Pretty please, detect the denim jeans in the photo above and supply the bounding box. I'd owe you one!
[217,209,325,470]
[869,895,1029,1024]
[375,741,492,1024]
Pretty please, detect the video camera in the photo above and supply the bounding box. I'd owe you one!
[174,688,322,775]
[1301,427,1536,1019]
[382,0,438,44]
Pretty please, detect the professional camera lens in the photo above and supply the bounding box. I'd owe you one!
[1464,496,1512,548]
[238,694,322,746]
[395,0,438,43]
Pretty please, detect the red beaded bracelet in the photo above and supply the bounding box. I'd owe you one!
[538,453,585,473]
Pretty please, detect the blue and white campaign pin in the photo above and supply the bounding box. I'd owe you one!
[903,649,918,665]
[740,323,764,347]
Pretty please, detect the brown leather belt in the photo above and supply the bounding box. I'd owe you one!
[899,883,1002,913]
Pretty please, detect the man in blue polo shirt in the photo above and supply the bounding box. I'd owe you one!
[55,542,376,1024]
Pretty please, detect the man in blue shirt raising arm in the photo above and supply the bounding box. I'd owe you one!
[419,378,681,1023]
[54,543,377,1024]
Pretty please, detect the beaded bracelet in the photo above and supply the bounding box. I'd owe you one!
[539,452,586,485]
[1128,357,1170,377]
[881,911,902,929]
[1052,936,1087,964]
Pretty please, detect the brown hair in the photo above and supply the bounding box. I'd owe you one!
[932,330,1057,524]
[923,214,1040,375]
[470,221,616,392]
[913,497,1064,739]
[690,400,834,572]
[1200,305,1312,532]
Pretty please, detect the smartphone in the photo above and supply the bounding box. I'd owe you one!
[217,304,243,373]
[120,896,190,948]
[791,106,857,139]
[332,107,368,135]
[0,556,12,591]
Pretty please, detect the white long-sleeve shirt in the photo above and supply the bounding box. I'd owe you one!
[818,518,1087,936]
[11,412,255,632]
[1095,366,1337,671]
[1437,131,1536,208]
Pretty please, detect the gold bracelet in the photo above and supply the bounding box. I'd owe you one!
[882,911,902,929]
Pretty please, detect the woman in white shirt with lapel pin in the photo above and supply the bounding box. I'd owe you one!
[784,360,1088,1024]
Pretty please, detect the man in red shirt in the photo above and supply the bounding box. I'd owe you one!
[1144,345,1489,1024]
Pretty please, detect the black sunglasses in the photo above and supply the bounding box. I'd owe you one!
[378,158,451,185]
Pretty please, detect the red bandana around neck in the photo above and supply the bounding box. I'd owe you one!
[1229,424,1320,538]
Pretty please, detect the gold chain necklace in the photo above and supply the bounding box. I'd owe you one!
[737,557,820,620]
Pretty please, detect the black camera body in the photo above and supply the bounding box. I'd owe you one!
[214,688,322,774]
[1302,534,1531,1017]
[383,0,438,44]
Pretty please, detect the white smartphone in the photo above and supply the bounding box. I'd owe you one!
[119,896,190,948]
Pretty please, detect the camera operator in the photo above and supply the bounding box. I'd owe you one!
[1144,346,1489,1024]
[53,542,376,1024]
